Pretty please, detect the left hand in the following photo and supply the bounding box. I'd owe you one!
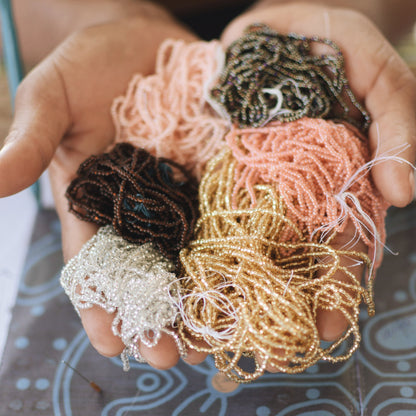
[0,4,207,369]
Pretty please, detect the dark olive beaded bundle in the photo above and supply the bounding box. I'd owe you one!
[66,143,199,263]
[211,23,370,130]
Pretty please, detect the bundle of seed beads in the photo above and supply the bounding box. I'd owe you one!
[211,23,370,130]
[178,148,374,382]
[111,38,230,179]
[226,117,388,252]
[60,225,185,370]
[62,29,387,382]
[66,143,198,264]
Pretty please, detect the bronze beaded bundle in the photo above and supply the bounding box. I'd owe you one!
[66,143,198,263]
[211,23,370,130]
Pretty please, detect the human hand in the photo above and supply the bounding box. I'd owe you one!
[0,3,207,369]
[4,0,176,67]
[220,1,416,371]
[222,2,416,207]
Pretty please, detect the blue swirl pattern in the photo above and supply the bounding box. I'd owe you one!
[1,204,416,415]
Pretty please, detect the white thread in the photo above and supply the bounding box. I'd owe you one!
[261,79,308,126]
[178,292,239,341]
[203,44,231,121]
[262,86,284,117]
[173,278,241,343]
[283,270,295,296]
[311,140,414,275]
[344,257,365,269]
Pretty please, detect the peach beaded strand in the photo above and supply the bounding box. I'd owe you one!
[226,118,389,249]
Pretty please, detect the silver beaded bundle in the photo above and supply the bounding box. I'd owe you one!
[60,225,185,369]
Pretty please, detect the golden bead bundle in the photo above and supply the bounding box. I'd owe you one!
[178,148,375,382]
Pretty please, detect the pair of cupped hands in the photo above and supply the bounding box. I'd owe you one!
[0,0,415,372]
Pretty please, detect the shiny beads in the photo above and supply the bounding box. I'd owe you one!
[178,149,375,382]
[226,118,388,246]
[61,32,386,383]
[211,23,370,130]
[60,225,185,369]
[65,143,198,264]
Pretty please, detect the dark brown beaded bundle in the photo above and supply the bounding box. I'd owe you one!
[66,143,198,263]
[211,23,370,130]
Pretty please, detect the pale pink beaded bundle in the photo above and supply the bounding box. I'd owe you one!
[111,39,229,179]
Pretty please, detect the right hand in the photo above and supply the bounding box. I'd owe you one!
[222,1,416,373]
[0,2,207,369]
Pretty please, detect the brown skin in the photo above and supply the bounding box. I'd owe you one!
[253,0,416,43]
[6,0,416,67]
[0,0,415,370]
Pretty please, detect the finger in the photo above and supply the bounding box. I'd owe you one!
[221,5,390,91]
[139,333,180,370]
[49,150,127,356]
[80,306,125,357]
[182,339,209,365]
[0,59,70,197]
[366,56,416,207]
[58,204,126,357]
[221,4,416,206]
[256,349,287,374]
[315,225,368,341]
[74,266,126,358]
[54,168,123,355]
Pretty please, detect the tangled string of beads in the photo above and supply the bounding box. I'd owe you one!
[66,143,198,263]
[60,226,186,370]
[111,39,230,179]
[61,30,388,383]
[211,23,370,130]
[226,118,388,249]
[178,149,374,382]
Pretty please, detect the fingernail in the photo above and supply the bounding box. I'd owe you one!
[409,170,415,201]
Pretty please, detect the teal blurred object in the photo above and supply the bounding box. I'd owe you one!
[0,0,23,104]
[0,0,40,202]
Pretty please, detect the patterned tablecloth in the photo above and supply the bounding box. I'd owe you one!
[0,201,416,416]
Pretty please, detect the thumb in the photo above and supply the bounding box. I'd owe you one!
[0,58,70,197]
